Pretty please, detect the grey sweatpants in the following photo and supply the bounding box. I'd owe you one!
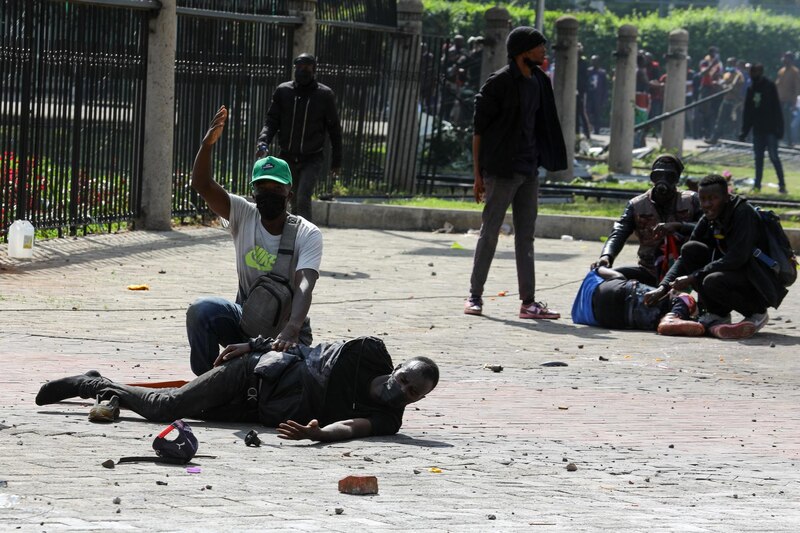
[469,172,539,302]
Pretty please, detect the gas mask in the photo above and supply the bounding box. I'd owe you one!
[379,373,407,409]
[254,190,288,220]
[294,68,314,87]
[650,169,679,205]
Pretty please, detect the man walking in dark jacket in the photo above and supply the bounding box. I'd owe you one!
[257,54,343,221]
[739,64,787,193]
[644,174,787,340]
[465,26,567,319]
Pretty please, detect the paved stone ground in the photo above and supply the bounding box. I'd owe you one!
[1,226,798,531]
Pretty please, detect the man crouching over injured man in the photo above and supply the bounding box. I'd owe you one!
[36,337,439,442]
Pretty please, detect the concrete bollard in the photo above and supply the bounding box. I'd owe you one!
[548,16,579,181]
[479,7,510,86]
[289,0,317,59]
[661,29,689,156]
[608,25,638,175]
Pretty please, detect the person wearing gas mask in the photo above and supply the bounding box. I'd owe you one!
[256,53,342,222]
[591,154,702,286]
[187,105,323,376]
[35,336,439,442]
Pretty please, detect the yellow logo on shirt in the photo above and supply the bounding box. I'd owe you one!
[245,246,276,272]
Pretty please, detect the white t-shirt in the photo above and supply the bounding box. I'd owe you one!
[228,194,323,296]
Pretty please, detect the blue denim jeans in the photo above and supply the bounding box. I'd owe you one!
[752,132,785,191]
[186,296,312,376]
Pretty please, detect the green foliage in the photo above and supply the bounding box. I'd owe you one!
[422,2,800,74]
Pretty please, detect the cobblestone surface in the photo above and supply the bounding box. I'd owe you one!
[1,226,798,531]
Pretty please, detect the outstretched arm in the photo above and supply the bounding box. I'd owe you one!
[277,418,372,442]
[192,105,232,220]
[271,268,319,352]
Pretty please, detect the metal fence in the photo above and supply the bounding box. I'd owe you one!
[0,0,153,238]
[172,2,296,218]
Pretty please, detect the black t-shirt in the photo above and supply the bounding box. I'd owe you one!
[319,345,403,436]
[592,279,630,329]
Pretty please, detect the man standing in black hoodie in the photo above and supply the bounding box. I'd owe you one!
[739,64,787,194]
[464,27,567,319]
[644,174,787,340]
[257,54,343,222]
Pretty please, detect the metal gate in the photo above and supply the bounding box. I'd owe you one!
[0,0,154,238]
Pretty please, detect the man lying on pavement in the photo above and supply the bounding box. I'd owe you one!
[36,336,439,442]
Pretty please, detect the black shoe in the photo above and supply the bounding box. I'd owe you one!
[36,370,104,406]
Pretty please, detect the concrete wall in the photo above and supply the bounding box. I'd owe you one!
[312,200,800,250]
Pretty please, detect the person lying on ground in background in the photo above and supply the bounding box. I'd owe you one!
[36,336,439,443]
[572,266,704,336]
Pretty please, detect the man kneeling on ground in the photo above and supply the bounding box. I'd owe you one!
[572,266,704,336]
[36,337,439,442]
[644,174,788,339]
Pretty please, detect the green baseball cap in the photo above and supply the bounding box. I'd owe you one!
[251,156,292,186]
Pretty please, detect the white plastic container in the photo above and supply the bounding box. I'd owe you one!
[8,220,35,259]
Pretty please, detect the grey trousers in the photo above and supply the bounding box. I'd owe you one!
[469,172,539,302]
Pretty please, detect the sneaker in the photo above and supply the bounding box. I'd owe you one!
[709,320,757,340]
[464,296,483,316]
[746,311,769,333]
[657,313,705,336]
[779,188,788,195]
[698,312,731,329]
[519,301,560,320]
[89,395,120,423]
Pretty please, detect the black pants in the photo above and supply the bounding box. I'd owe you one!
[675,241,767,317]
[613,265,658,287]
[96,354,261,423]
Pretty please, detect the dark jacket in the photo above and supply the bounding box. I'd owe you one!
[602,189,701,278]
[258,80,343,168]
[740,76,784,139]
[473,62,567,177]
[662,195,788,308]
[250,336,402,435]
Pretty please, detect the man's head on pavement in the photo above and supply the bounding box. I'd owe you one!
[649,154,683,206]
[251,156,292,220]
[293,53,317,87]
[506,26,547,67]
[750,63,764,81]
[698,174,729,222]
[376,356,439,409]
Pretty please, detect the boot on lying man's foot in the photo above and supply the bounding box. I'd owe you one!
[657,313,705,336]
[35,370,108,406]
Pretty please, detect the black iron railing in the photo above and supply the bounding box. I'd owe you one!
[1,0,151,238]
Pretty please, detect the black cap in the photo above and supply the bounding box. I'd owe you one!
[651,154,684,176]
[506,27,547,59]
[293,53,317,66]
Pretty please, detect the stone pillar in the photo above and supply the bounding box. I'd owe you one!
[661,29,689,156]
[608,25,638,175]
[480,7,510,85]
[548,16,579,181]
[383,0,423,192]
[288,0,317,59]
[138,0,176,230]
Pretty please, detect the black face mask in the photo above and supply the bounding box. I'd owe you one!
[523,58,538,70]
[254,191,287,220]
[294,68,314,87]
[650,169,678,205]
[379,374,407,409]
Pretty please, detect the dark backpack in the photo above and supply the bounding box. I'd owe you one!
[751,206,798,288]
[239,216,300,339]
